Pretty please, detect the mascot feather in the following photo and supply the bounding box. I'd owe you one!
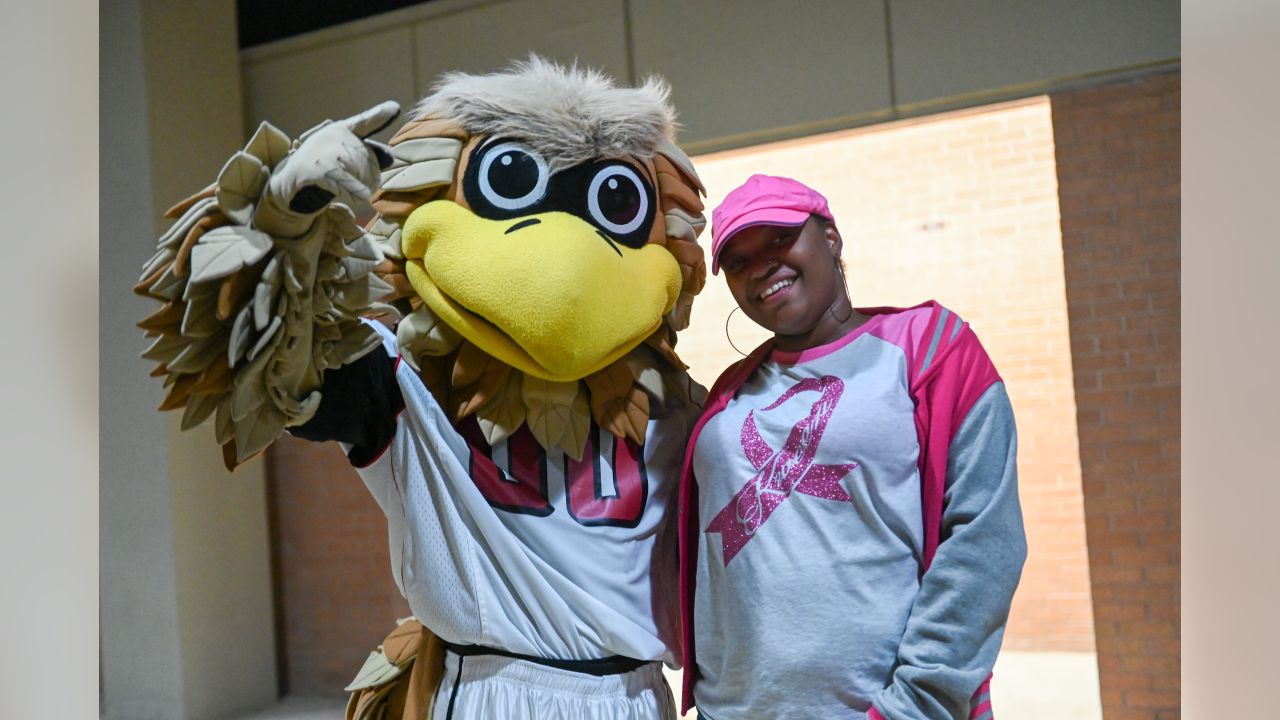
[138,57,708,720]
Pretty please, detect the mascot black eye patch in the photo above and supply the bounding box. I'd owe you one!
[463,138,657,249]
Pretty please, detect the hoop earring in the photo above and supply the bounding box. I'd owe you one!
[724,306,751,357]
[828,259,854,324]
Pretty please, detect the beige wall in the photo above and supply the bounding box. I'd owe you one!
[101,1,277,718]
[239,0,1179,151]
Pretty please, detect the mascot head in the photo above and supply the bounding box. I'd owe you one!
[369,56,707,457]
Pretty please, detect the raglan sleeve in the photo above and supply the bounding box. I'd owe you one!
[871,323,1027,720]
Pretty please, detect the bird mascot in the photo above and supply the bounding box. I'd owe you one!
[136,57,708,720]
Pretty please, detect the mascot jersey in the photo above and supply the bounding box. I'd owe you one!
[310,321,698,664]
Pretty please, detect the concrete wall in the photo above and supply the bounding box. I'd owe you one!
[239,0,1179,151]
[100,1,278,718]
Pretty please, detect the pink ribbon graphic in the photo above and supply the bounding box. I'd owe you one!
[705,375,857,565]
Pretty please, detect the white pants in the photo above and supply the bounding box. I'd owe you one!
[432,650,677,720]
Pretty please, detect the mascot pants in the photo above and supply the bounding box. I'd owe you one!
[433,648,676,720]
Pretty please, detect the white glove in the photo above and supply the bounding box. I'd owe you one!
[254,100,400,237]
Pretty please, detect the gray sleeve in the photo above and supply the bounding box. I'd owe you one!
[874,382,1027,720]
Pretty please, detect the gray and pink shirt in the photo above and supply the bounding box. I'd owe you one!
[677,302,1026,719]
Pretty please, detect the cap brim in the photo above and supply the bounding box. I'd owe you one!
[711,208,810,274]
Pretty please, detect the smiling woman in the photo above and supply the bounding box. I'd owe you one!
[676,174,1027,719]
[717,213,863,352]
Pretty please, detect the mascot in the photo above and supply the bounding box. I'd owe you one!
[137,57,708,720]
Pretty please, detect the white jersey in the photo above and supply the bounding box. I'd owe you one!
[355,328,697,665]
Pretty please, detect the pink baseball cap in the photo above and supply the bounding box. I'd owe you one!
[710,174,835,274]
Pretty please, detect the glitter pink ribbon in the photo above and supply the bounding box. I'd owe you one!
[705,375,858,565]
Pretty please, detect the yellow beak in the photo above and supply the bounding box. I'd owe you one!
[401,200,680,382]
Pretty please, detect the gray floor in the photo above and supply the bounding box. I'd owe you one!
[230,651,1103,720]
[233,695,344,720]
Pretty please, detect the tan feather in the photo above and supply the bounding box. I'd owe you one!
[180,392,219,431]
[138,301,185,333]
[561,391,592,461]
[214,397,234,445]
[592,383,649,446]
[191,351,232,394]
[372,259,415,303]
[584,359,633,422]
[216,255,268,321]
[667,237,706,295]
[139,305,184,337]
[145,263,185,301]
[476,371,526,448]
[452,342,511,419]
[522,375,581,452]
[134,257,174,297]
[655,139,706,195]
[173,213,227,278]
[220,440,239,472]
[167,331,222,374]
[388,116,468,144]
[644,328,687,371]
[234,403,286,462]
[451,341,491,389]
[164,184,216,219]
[371,187,446,221]
[142,332,187,365]
[625,347,667,404]
[653,153,706,213]
[159,372,200,411]
[454,374,508,419]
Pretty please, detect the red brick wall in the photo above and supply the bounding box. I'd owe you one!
[266,436,409,694]
[1050,72,1180,719]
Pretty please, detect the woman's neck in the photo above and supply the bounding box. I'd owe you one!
[773,295,869,353]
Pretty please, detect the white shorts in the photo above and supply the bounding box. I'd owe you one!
[432,649,676,720]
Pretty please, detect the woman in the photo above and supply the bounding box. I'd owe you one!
[676,174,1026,719]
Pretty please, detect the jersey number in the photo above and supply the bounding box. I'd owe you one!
[462,421,648,528]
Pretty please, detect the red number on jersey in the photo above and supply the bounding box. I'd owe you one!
[465,424,552,516]
[564,430,648,528]
[459,419,646,526]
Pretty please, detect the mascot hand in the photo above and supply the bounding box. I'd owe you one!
[255,100,401,237]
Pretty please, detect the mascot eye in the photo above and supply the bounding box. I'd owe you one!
[587,165,650,237]
[477,142,550,210]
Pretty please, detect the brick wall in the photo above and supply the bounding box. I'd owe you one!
[266,436,410,694]
[1050,72,1181,719]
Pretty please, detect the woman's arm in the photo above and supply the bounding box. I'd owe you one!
[872,318,1027,720]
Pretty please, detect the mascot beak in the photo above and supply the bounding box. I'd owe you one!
[401,200,680,382]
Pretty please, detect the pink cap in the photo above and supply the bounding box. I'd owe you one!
[710,174,834,274]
